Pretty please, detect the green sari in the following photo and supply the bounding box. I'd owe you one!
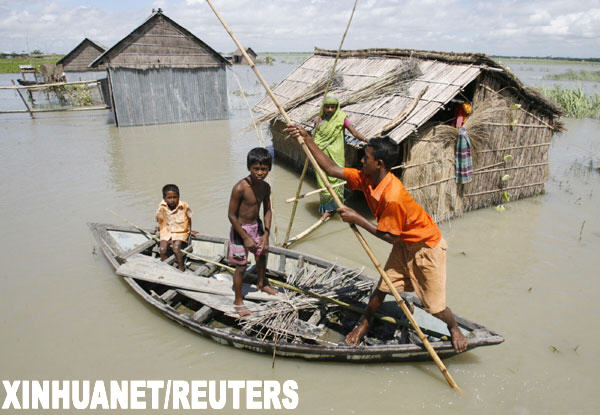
[313,102,346,213]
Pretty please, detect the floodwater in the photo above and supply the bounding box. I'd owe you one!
[1,59,599,414]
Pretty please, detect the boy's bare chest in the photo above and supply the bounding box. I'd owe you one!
[242,185,266,206]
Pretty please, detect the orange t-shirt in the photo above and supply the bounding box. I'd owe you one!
[344,168,441,247]
[156,200,193,242]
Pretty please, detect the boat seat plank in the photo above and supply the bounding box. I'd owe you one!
[117,254,281,302]
[116,238,157,263]
[191,305,214,323]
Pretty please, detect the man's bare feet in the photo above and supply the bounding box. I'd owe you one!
[259,284,279,296]
[345,318,370,346]
[233,303,252,318]
[449,326,468,353]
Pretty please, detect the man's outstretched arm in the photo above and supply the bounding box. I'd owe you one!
[284,124,345,180]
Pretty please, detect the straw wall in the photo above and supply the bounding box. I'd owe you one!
[401,75,556,221]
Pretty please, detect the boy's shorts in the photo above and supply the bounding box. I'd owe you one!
[228,219,265,266]
[379,238,447,314]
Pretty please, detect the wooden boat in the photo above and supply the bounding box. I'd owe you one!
[89,222,503,362]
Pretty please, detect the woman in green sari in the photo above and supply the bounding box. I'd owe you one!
[313,94,366,219]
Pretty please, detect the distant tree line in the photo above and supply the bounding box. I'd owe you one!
[493,55,600,63]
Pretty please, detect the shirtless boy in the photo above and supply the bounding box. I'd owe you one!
[227,147,278,316]
[285,125,468,353]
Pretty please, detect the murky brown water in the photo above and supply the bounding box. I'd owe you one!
[1,64,599,414]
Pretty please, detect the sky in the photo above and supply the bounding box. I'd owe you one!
[0,0,599,58]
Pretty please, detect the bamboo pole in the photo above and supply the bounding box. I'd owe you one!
[283,159,309,243]
[372,86,428,136]
[0,79,99,90]
[12,80,34,119]
[286,163,411,204]
[282,0,358,246]
[0,105,109,115]
[205,0,460,389]
[283,216,330,248]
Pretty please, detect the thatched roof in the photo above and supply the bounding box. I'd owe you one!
[57,38,106,71]
[90,10,231,69]
[253,48,560,145]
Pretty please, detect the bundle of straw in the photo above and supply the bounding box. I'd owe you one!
[253,73,344,126]
[238,263,371,343]
[424,96,511,162]
[300,58,422,125]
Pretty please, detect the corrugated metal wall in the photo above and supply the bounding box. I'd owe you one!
[109,66,228,126]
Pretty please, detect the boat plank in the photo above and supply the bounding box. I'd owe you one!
[116,254,281,301]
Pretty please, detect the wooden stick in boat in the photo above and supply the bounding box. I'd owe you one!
[205,0,460,389]
[283,216,330,248]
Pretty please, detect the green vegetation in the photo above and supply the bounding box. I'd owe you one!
[543,69,600,82]
[0,54,63,73]
[259,52,311,65]
[495,56,600,65]
[540,86,600,118]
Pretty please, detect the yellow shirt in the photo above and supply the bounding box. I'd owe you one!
[156,200,193,241]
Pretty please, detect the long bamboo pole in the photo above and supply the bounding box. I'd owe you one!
[283,159,309,243]
[282,0,358,245]
[283,216,330,248]
[205,0,460,389]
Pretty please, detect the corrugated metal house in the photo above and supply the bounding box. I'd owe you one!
[89,9,231,127]
[232,47,257,64]
[253,48,563,221]
[57,38,107,72]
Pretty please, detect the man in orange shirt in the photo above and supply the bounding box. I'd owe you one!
[285,125,467,353]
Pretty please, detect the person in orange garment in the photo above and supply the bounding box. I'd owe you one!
[284,125,468,353]
[155,184,196,271]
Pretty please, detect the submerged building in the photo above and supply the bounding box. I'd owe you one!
[253,48,563,221]
[57,38,107,73]
[90,9,231,127]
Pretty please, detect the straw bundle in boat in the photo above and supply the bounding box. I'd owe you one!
[238,263,371,343]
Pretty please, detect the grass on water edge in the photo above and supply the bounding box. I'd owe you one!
[543,69,600,82]
[0,55,63,73]
[539,85,600,118]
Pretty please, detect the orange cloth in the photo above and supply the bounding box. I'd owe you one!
[156,200,193,242]
[380,239,447,314]
[343,168,441,247]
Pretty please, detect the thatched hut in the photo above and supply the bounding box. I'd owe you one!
[253,48,562,221]
[232,47,257,64]
[89,9,231,127]
[57,38,106,72]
